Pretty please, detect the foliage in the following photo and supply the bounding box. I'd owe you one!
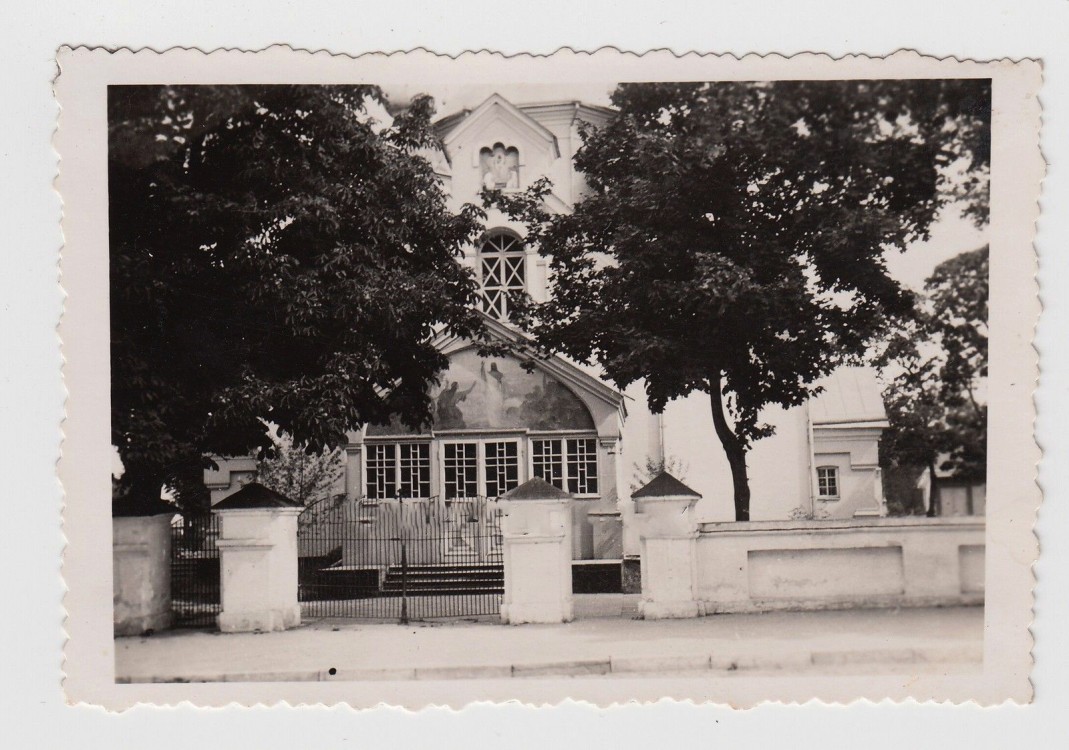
[631,455,690,493]
[488,80,991,519]
[255,429,345,508]
[881,464,928,517]
[878,246,989,513]
[109,85,490,502]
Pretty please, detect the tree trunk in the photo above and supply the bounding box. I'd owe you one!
[708,372,751,522]
[926,459,941,517]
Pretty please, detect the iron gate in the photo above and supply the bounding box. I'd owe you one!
[169,511,221,628]
[298,496,504,622]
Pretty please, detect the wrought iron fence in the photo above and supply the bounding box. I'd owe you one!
[170,511,220,628]
[297,495,504,623]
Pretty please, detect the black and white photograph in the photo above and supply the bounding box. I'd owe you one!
[54,47,1041,709]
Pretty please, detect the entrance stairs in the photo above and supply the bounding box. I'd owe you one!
[380,562,504,597]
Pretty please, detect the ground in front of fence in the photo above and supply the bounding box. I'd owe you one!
[300,594,506,622]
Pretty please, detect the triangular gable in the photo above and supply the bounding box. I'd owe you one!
[439,93,561,159]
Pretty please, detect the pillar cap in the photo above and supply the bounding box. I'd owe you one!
[502,477,573,501]
[632,472,702,500]
[213,482,301,510]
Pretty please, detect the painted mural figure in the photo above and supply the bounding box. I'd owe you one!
[434,380,476,430]
[480,144,520,190]
[365,349,597,436]
[482,360,505,424]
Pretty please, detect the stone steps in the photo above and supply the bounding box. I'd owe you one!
[381,562,504,596]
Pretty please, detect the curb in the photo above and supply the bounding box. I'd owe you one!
[118,645,980,683]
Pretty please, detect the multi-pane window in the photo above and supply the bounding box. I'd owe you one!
[484,441,520,498]
[368,437,599,499]
[817,466,840,499]
[532,439,564,489]
[532,437,599,496]
[398,443,431,498]
[365,443,431,499]
[480,233,526,320]
[443,442,479,499]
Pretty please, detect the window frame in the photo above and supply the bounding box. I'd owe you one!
[529,434,601,499]
[478,230,527,320]
[816,465,841,501]
[363,432,601,500]
[362,440,432,500]
[439,436,524,500]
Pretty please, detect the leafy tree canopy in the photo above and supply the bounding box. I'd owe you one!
[878,245,989,510]
[490,80,990,519]
[255,428,344,509]
[110,85,489,502]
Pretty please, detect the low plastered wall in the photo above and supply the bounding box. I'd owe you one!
[113,514,174,636]
[695,517,985,613]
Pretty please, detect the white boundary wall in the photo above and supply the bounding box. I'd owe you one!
[695,517,984,613]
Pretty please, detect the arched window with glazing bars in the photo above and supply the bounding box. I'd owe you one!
[479,231,526,320]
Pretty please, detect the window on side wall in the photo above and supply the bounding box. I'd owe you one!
[816,465,840,500]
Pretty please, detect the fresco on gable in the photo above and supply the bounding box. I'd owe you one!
[367,349,595,435]
[479,143,520,189]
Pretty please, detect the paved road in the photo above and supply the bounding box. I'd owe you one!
[115,601,983,683]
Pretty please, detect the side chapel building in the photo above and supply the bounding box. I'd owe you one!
[205,94,890,568]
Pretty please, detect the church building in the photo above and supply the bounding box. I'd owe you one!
[205,93,889,571]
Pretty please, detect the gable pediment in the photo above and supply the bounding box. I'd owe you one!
[440,94,561,161]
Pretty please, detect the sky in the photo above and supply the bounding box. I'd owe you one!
[383,81,989,292]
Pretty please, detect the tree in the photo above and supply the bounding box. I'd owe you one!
[878,246,989,514]
[109,85,490,505]
[490,80,990,520]
[255,429,345,508]
[631,455,690,493]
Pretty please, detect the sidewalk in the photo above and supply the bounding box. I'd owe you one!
[115,598,984,683]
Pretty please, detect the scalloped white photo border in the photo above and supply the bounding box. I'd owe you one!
[55,46,1043,710]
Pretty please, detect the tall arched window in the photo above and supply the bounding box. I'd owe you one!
[479,232,526,320]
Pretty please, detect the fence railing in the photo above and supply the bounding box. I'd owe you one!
[296,495,505,622]
[169,511,221,628]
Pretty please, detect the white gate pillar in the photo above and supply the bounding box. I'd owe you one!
[633,473,703,619]
[499,478,574,624]
[212,483,302,633]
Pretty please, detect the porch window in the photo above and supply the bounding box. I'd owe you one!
[484,440,520,497]
[398,443,432,498]
[817,466,840,500]
[532,437,599,496]
[365,442,431,499]
[443,440,521,499]
[443,442,479,499]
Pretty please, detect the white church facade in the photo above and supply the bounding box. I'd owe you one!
[205,93,890,568]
